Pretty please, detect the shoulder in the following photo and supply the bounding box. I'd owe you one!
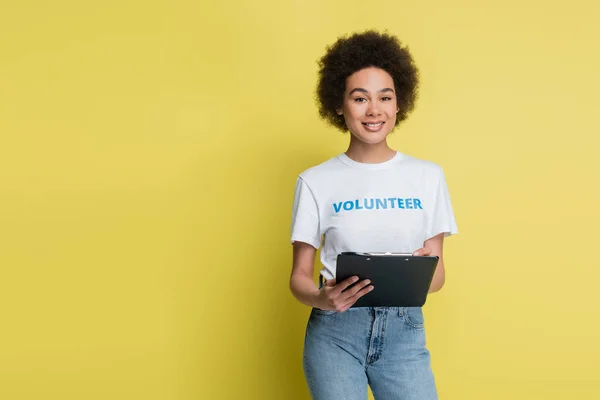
[396,152,445,177]
[297,154,345,183]
[398,152,442,170]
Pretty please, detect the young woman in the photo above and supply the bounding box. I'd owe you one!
[289,30,458,400]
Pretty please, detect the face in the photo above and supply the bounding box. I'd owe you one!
[337,67,398,144]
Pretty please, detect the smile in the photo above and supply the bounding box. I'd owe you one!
[363,122,384,127]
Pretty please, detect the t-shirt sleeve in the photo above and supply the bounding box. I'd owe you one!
[426,167,459,240]
[290,176,321,249]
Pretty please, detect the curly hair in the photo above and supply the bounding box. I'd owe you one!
[316,30,420,132]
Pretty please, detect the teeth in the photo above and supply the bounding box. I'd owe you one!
[366,123,383,127]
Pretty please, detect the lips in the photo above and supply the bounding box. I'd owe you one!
[362,122,384,127]
[362,121,385,132]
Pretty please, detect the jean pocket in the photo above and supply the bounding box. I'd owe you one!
[312,308,337,316]
[402,307,424,329]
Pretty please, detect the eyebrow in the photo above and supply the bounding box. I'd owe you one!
[348,87,395,95]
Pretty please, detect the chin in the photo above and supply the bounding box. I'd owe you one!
[352,131,392,145]
[359,137,387,145]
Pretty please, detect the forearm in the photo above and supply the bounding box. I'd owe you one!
[428,266,445,293]
[289,273,321,308]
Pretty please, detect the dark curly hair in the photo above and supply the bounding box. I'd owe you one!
[316,30,420,132]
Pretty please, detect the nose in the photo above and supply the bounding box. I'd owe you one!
[366,102,382,117]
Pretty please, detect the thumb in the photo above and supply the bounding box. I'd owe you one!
[325,278,336,287]
[413,247,431,256]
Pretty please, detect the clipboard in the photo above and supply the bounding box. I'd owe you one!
[335,252,439,307]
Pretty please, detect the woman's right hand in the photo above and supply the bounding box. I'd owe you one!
[315,277,373,312]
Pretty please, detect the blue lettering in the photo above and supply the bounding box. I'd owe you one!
[332,197,422,213]
[354,199,363,210]
[333,202,343,213]
[375,198,387,209]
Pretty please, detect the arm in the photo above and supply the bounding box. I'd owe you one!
[413,233,446,293]
[289,241,321,307]
[289,241,374,311]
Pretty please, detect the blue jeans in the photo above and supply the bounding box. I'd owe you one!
[303,307,438,400]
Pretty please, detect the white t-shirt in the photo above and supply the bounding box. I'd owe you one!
[290,151,458,280]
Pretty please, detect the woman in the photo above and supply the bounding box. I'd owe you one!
[289,30,458,400]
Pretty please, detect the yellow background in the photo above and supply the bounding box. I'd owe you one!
[1,1,599,399]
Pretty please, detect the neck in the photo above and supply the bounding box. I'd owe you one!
[345,138,396,164]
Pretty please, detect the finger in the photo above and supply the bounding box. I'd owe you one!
[331,276,360,295]
[340,279,371,300]
[413,247,431,256]
[344,284,374,306]
[325,278,336,287]
[340,285,374,310]
[326,276,358,298]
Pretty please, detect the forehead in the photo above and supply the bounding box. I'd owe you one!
[345,67,394,92]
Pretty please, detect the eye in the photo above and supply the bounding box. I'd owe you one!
[353,97,367,103]
[381,96,392,101]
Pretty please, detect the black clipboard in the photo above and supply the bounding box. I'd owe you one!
[335,252,439,307]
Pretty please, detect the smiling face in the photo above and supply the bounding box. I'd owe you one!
[337,67,398,145]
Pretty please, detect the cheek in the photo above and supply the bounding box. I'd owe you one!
[343,105,362,121]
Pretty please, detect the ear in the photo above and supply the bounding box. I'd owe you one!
[336,108,343,116]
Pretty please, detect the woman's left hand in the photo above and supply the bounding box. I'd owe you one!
[412,247,431,256]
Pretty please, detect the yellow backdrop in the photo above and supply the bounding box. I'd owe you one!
[1,1,599,399]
